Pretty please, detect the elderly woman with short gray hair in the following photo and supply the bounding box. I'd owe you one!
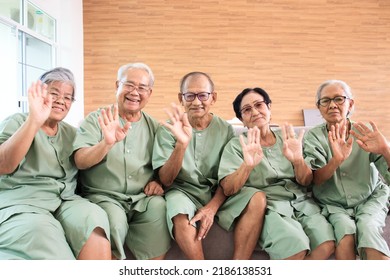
[304,79,390,260]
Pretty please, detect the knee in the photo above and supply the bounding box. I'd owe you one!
[248,192,267,212]
[148,196,166,211]
[172,213,189,227]
[319,240,336,257]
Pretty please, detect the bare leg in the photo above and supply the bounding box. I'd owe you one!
[305,240,335,260]
[284,250,307,260]
[365,248,390,260]
[78,227,111,260]
[335,234,356,260]
[173,214,204,260]
[233,192,266,259]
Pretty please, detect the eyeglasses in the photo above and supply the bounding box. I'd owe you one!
[119,81,150,95]
[317,96,349,107]
[49,92,75,105]
[181,92,211,102]
[240,101,268,117]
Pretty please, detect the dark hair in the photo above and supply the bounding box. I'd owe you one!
[180,72,214,93]
[232,87,272,119]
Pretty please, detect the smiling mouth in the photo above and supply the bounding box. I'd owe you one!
[52,106,64,112]
[125,97,140,103]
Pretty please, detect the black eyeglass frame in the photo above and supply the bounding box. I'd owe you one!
[181,92,211,102]
[317,96,349,107]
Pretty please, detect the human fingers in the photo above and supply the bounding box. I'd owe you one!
[253,126,260,144]
[113,103,119,121]
[100,108,110,125]
[239,134,246,148]
[287,123,295,138]
[369,121,378,132]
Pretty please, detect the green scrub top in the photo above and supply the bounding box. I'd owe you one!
[0,113,79,225]
[304,121,390,211]
[73,109,159,211]
[153,115,234,205]
[218,129,319,217]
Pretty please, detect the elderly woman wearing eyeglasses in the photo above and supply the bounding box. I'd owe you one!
[217,87,336,260]
[0,67,111,259]
[303,80,390,260]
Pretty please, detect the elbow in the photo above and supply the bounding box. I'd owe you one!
[220,179,236,197]
[0,157,18,175]
[298,175,313,187]
[157,170,173,187]
[73,151,88,170]
[0,165,17,175]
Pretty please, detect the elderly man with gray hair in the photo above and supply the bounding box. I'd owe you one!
[73,63,170,260]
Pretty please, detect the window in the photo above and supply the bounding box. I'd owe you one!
[0,0,56,120]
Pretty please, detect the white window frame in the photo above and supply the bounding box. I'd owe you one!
[0,0,57,115]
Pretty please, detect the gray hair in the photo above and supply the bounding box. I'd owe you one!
[117,63,155,87]
[180,72,214,93]
[316,79,354,116]
[39,67,75,96]
[316,80,353,102]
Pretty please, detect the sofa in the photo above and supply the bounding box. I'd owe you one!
[125,215,390,260]
[125,124,390,260]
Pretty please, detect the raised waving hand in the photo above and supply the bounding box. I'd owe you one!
[240,126,263,168]
[161,103,192,146]
[98,104,131,147]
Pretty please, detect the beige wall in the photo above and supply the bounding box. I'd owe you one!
[83,0,390,136]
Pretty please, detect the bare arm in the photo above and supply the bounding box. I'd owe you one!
[0,82,51,174]
[281,123,313,186]
[313,123,353,186]
[74,104,131,170]
[157,104,192,187]
[350,121,390,168]
[74,140,114,170]
[158,142,188,187]
[220,127,262,196]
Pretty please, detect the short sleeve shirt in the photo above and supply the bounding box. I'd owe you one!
[73,109,159,210]
[152,115,234,205]
[218,129,319,217]
[303,121,390,209]
[0,113,78,224]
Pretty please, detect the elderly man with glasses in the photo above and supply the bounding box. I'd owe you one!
[152,72,265,259]
[73,63,170,260]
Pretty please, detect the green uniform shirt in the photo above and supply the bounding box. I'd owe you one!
[153,115,234,205]
[304,121,390,211]
[73,109,159,211]
[219,129,319,217]
[0,113,78,225]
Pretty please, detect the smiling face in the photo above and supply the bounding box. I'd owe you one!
[47,81,74,122]
[116,68,152,118]
[317,83,354,126]
[240,91,271,129]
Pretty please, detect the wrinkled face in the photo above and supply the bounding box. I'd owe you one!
[116,68,152,114]
[317,84,354,125]
[178,75,216,119]
[47,81,74,122]
[240,91,271,129]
